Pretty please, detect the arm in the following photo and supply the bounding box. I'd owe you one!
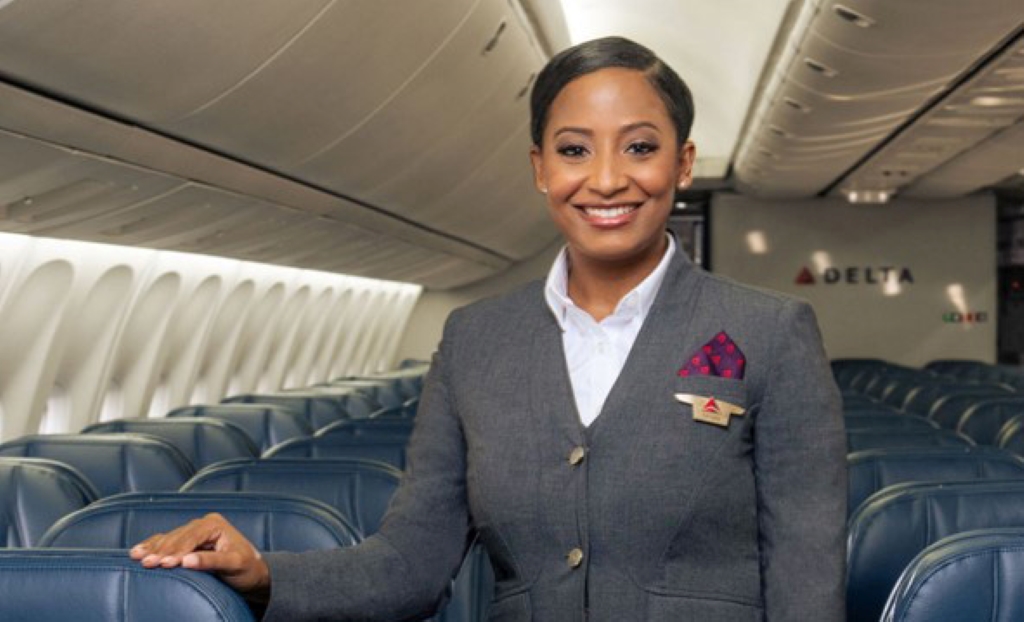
[262,331,470,621]
[754,299,847,620]
[132,316,471,622]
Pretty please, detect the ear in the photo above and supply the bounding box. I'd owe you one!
[529,144,547,194]
[675,140,697,191]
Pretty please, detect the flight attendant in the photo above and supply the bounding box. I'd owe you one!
[132,36,846,621]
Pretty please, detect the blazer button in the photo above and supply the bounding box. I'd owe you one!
[567,548,584,568]
[568,446,586,466]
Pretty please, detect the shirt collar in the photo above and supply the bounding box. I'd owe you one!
[544,234,677,332]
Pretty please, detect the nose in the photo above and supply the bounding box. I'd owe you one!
[588,151,628,197]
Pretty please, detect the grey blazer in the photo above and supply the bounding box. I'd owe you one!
[263,249,847,622]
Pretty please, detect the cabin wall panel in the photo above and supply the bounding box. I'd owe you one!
[711,194,997,366]
[0,233,420,442]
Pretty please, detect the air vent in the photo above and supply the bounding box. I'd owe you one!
[782,97,811,113]
[803,58,838,78]
[833,5,875,28]
[482,20,507,55]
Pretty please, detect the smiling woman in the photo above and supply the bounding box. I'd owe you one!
[131,36,846,622]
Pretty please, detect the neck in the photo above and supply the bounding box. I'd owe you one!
[566,235,668,322]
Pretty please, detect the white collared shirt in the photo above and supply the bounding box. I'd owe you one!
[544,235,676,426]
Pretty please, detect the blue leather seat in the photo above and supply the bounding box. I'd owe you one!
[327,379,407,409]
[0,457,98,547]
[0,549,254,621]
[957,397,1024,445]
[82,418,258,468]
[846,428,972,452]
[264,426,411,469]
[166,404,313,452]
[438,540,495,622]
[39,491,360,550]
[881,528,1024,621]
[847,479,1024,622]
[997,414,1024,456]
[0,434,194,498]
[928,392,1018,429]
[844,413,937,431]
[903,385,1010,418]
[222,391,374,428]
[842,394,878,410]
[847,446,1024,517]
[182,457,400,536]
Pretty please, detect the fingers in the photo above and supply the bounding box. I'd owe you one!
[130,513,229,569]
[129,513,272,595]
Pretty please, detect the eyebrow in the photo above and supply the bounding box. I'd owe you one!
[553,121,662,138]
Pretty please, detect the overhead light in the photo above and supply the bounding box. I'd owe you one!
[970,95,1022,107]
[842,188,892,204]
[746,231,769,255]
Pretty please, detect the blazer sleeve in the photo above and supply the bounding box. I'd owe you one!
[261,314,471,622]
[754,299,847,621]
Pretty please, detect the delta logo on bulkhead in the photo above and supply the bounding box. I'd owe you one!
[795,265,915,286]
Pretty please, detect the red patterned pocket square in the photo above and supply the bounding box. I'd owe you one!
[677,331,746,379]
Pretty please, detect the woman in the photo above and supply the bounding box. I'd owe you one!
[132,37,846,621]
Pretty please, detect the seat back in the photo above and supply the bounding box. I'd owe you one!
[846,428,972,453]
[182,458,400,536]
[263,432,410,469]
[222,392,365,428]
[844,413,937,431]
[881,528,1024,622]
[40,491,360,550]
[166,404,312,452]
[0,434,194,498]
[82,418,257,468]
[847,447,1024,517]
[0,549,254,621]
[903,385,1008,417]
[327,379,406,409]
[0,457,97,547]
[957,398,1024,445]
[929,392,1016,429]
[847,480,1024,622]
[997,414,1024,456]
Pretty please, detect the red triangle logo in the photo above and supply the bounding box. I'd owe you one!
[703,398,720,413]
[795,267,816,285]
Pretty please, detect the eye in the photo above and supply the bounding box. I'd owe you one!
[556,144,588,158]
[626,141,659,156]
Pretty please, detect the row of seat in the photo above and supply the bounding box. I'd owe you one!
[0,366,487,621]
[834,359,1024,621]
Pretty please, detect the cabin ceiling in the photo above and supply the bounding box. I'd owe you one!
[0,0,1020,290]
[734,0,1024,200]
[0,0,553,289]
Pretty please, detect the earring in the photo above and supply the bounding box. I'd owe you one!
[540,187,548,194]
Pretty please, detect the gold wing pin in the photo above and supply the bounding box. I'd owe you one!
[674,393,746,428]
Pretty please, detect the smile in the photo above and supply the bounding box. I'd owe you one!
[582,205,638,218]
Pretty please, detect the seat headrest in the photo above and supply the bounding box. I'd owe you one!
[221,393,358,429]
[263,435,408,469]
[166,404,313,452]
[0,550,254,621]
[0,434,194,497]
[958,398,1024,445]
[0,457,97,546]
[846,429,972,453]
[40,491,361,549]
[183,458,400,536]
[882,528,1024,621]
[82,418,258,468]
[848,479,1024,622]
[847,446,1024,517]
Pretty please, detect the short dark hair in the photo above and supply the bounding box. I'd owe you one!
[530,36,695,147]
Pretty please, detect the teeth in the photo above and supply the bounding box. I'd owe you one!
[584,206,636,218]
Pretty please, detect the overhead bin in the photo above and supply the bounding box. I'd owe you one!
[0,0,555,288]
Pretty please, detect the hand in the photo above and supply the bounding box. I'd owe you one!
[130,513,271,599]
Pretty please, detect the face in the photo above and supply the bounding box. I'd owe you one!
[530,67,696,268]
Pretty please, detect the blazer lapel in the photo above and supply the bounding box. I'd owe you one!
[588,247,704,442]
[527,288,587,445]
